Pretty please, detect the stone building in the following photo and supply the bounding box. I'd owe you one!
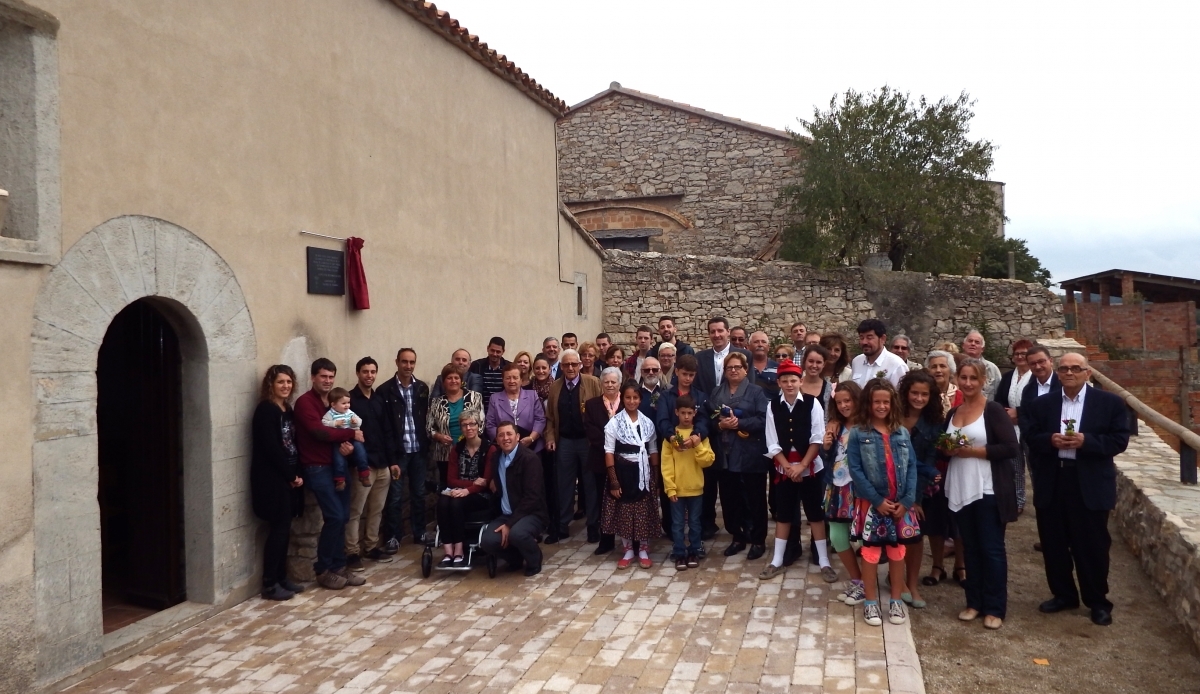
[557,83,799,258]
[0,1,602,691]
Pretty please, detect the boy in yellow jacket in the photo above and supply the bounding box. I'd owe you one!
[661,395,715,570]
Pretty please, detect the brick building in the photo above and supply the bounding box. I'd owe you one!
[557,83,799,258]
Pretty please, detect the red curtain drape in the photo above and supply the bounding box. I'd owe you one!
[346,236,370,310]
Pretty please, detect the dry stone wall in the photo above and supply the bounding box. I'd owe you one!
[603,251,1065,360]
[557,92,798,258]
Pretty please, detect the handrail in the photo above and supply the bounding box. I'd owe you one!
[1090,363,1199,484]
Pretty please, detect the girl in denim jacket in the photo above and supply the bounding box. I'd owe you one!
[846,379,921,627]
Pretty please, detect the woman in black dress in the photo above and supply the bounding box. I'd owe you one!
[251,365,306,600]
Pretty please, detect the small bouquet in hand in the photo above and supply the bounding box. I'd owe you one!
[1063,418,1077,435]
[935,430,970,454]
[672,432,687,449]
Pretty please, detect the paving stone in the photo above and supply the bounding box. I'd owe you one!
[64,521,925,693]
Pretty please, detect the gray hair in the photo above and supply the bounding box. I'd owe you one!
[559,348,580,362]
[964,329,985,345]
[957,356,991,385]
[600,366,623,382]
[657,342,677,355]
[891,335,913,348]
[925,350,957,376]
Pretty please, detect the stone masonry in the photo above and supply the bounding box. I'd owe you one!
[1112,423,1200,653]
[558,87,798,258]
[603,251,1065,361]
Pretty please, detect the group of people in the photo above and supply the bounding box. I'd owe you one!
[250,315,1131,633]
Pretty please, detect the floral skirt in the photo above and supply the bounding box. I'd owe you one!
[824,482,855,522]
[851,498,922,546]
[600,469,662,541]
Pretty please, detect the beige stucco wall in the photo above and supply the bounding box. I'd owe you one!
[0,1,601,690]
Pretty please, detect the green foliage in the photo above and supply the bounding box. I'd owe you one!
[976,236,1052,287]
[779,87,1003,273]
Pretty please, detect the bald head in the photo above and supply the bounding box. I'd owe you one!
[1057,351,1091,395]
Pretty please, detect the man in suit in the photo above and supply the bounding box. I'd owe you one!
[480,422,549,576]
[1018,344,1061,437]
[1026,352,1131,626]
[694,316,752,540]
[544,349,602,541]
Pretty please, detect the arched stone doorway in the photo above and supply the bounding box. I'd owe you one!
[30,216,257,684]
[97,299,186,628]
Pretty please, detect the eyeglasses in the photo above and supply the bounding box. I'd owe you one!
[1013,351,1028,357]
[561,362,581,368]
[892,345,910,352]
[642,368,660,374]
[725,364,746,371]
[774,353,790,360]
[1056,365,1089,374]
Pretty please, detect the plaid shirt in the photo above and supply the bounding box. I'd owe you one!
[398,377,420,453]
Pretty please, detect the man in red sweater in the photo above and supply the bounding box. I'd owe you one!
[294,358,366,590]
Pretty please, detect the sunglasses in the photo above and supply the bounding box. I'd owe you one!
[642,368,660,374]
[774,353,790,360]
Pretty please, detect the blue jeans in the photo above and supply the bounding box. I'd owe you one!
[381,451,428,543]
[304,464,349,575]
[954,494,1008,618]
[331,440,368,480]
[670,495,703,558]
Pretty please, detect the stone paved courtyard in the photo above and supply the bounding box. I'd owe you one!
[65,532,924,694]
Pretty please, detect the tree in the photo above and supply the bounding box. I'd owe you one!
[779,87,1004,273]
[976,236,1052,287]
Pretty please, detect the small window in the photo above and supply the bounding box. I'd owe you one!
[0,6,60,264]
[573,272,587,319]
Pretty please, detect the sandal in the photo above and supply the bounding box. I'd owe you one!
[438,556,453,568]
[952,567,967,585]
[922,566,946,586]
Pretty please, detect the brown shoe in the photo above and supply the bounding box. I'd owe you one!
[335,567,366,586]
[317,570,347,590]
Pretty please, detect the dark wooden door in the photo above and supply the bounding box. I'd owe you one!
[97,299,186,610]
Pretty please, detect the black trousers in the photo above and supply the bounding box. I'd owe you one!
[1036,465,1112,611]
[721,471,768,545]
[262,517,291,588]
[435,493,491,545]
[702,465,721,534]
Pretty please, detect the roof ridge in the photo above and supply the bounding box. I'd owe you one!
[567,83,801,141]
[389,1,567,116]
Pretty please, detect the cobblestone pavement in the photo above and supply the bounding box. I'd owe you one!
[66,532,924,694]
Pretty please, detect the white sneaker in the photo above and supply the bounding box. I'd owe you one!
[863,602,883,627]
[889,600,907,625]
[841,581,866,605]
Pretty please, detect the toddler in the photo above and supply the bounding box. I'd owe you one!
[323,387,369,491]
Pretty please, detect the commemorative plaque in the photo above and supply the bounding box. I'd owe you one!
[306,246,345,295]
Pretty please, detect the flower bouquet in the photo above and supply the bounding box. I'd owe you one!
[1063,418,1077,435]
[672,432,687,449]
[935,430,970,454]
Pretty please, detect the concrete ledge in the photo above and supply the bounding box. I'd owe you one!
[1113,423,1200,652]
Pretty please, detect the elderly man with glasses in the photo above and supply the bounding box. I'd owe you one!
[544,349,602,542]
[889,335,923,371]
[1025,352,1131,627]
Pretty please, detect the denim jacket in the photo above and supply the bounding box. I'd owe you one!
[846,426,918,509]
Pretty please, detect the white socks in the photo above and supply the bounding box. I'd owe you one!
[816,539,831,568]
[771,538,788,567]
[622,538,634,561]
[638,548,650,560]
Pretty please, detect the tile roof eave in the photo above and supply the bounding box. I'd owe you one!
[565,84,808,143]
[389,1,567,117]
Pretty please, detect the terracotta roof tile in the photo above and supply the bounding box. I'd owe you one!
[389,1,567,116]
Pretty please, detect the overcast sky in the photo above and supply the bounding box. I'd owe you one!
[442,0,1200,286]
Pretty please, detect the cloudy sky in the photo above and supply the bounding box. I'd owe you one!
[442,0,1200,285]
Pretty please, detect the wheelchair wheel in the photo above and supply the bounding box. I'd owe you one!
[420,548,433,578]
[486,554,497,578]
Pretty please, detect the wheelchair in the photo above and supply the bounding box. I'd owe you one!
[419,504,498,578]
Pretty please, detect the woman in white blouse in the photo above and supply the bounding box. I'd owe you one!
[943,358,1020,630]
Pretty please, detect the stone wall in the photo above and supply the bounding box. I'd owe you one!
[1112,423,1200,653]
[558,90,798,258]
[602,251,1065,359]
